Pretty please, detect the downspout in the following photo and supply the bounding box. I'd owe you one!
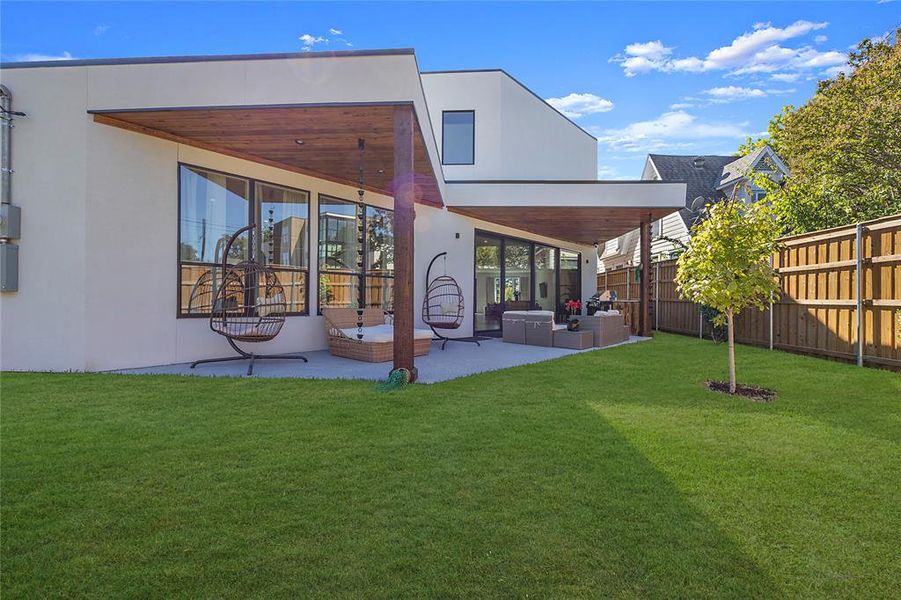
[1,84,25,292]
[1,85,13,205]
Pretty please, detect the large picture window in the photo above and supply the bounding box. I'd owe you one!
[178,165,309,316]
[318,195,394,311]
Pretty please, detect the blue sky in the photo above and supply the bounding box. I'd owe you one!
[2,1,897,179]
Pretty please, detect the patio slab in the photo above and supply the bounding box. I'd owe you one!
[113,336,648,384]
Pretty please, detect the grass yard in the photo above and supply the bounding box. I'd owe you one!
[2,333,899,598]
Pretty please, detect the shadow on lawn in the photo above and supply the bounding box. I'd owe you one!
[1,372,783,597]
[398,381,782,597]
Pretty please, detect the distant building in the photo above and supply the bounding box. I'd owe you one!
[599,145,789,271]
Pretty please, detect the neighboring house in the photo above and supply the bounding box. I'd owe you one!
[599,145,788,271]
[0,50,684,371]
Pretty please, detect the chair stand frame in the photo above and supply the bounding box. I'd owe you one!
[190,337,308,376]
[429,326,483,351]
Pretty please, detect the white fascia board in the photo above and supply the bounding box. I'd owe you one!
[445,181,686,209]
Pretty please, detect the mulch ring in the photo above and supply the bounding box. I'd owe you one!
[705,380,777,402]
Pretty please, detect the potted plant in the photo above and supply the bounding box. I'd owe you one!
[564,299,582,330]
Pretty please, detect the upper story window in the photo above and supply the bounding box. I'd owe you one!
[651,220,662,239]
[442,110,475,165]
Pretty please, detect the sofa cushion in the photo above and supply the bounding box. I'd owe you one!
[338,324,433,343]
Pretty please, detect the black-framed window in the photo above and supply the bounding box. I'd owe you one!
[442,110,475,165]
[318,195,394,312]
[473,230,581,332]
[178,164,310,317]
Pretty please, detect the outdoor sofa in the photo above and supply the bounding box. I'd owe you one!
[322,308,433,363]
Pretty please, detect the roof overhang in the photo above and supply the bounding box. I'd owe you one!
[91,103,443,207]
[445,180,686,246]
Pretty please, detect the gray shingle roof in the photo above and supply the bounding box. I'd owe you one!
[646,154,736,227]
[718,146,768,189]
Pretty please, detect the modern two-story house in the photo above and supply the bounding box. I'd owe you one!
[599,145,788,270]
[0,49,684,374]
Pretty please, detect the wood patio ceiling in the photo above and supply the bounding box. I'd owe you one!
[448,206,677,246]
[90,104,443,207]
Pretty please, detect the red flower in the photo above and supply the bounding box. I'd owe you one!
[565,299,582,311]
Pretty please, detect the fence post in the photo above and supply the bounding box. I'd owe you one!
[699,306,703,339]
[654,262,660,331]
[855,222,864,367]
[768,254,774,351]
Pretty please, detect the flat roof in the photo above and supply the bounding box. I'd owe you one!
[0,48,415,69]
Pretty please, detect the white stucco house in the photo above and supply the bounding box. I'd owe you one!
[0,49,684,373]
[599,145,788,271]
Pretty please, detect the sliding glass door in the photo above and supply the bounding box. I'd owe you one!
[473,232,581,333]
[533,245,557,312]
[474,234,503,332]
[504,240,532,312]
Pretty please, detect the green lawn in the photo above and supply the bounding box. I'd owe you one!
[2,333,899,598]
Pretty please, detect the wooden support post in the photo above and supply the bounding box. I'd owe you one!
[393,106,416,380]
[768,254,774,351]
[855,222,864,367]
[639,218,652,337]
[654,262,660,331]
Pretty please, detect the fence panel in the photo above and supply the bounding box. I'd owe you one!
[598,214,901,369]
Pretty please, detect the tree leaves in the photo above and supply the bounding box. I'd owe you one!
[742,29,901,233]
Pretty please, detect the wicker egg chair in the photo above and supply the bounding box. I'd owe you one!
[189,224,308,375]
[421,252,482,350]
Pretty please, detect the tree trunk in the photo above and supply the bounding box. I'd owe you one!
[727,309,736,394]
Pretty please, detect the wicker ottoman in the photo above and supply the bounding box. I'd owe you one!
[578,313,629,347]
[553,329,593,349]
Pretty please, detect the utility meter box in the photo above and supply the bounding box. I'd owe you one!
[0,204,21,239]
[0,243,18,291]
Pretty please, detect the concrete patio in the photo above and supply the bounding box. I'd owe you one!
[114,336,647,384]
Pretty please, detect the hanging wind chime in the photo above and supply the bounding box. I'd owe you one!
[356,138,366,339]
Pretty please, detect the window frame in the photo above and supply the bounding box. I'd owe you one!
[317,193,395,314]
[441,110,475,166]
[176,162,311,318]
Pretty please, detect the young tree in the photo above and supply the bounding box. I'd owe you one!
[675,195,782,393]
[739,29,901,233]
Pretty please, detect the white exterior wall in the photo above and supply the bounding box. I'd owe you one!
[0,59,598,372]
[421,71,597,180]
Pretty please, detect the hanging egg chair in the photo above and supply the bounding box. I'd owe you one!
[421,252,482,350]
[189,223,308,376]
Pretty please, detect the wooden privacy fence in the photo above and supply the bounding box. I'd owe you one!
[599,214,901,370]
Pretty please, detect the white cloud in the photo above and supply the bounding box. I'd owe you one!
[595,110,749,153]
[545,93,614,118]
[299,30,353,50]
[814,34,828,44]
[597,165,627,180]
[611,20,847,77]
[624,40,672,60]
[669,102,694,109]
[823,64,852,77]
[299,34,327,50]
[703,86,767,100]
[770,72,800,82]
[10,51,75,62]
[93,24,111,36]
